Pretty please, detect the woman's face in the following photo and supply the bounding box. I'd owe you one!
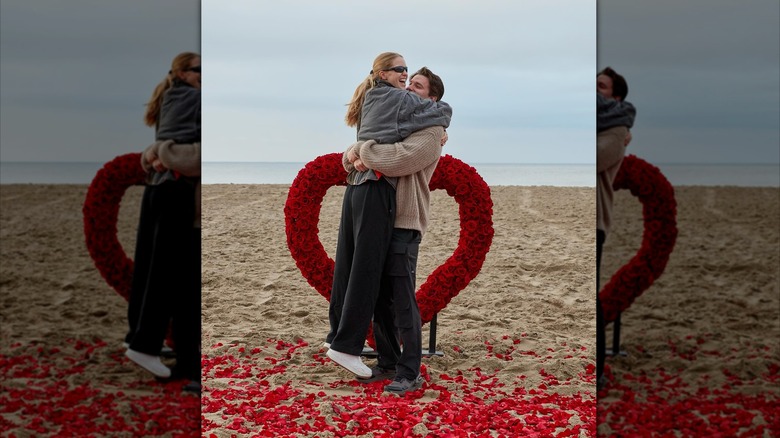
[378,56,408,89]
[179,56,201,89]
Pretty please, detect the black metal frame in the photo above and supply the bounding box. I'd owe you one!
[360,313,445,358]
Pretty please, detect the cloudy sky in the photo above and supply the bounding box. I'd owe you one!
[0,0,199,163]
[598,0,779,164]
[201,0,597,164]
[3,1,777,167]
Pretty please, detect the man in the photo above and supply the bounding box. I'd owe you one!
[345,67,447,395]
[596,66,635,390]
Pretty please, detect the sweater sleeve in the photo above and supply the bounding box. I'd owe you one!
[140,140,169,173]
[356,126,444,177]
[342,144,356,172]
[157,142,201,177]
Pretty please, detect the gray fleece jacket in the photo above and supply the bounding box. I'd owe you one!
[597,93,635,132]
[349,81,452,186]
[156,80,201,143]
[357,80,452,144]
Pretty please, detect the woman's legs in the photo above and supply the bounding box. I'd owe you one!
[329,179,396,356]
[129,180,194,356]
[327,185,357,345]
[126,185,155,345]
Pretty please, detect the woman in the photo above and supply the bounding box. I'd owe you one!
[125,52,201,390]
[325,52,451,378]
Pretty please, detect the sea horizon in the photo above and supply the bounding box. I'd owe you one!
[1,161,778,187]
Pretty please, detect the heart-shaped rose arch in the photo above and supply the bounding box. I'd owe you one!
[284,153,494,326]
[599,154,678,323]
[83,153,147,300]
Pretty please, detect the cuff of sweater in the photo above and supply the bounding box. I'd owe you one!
[355,139,377,157]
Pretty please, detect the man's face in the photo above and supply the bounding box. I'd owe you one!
[597,74,618,100]
[407,74,437,101]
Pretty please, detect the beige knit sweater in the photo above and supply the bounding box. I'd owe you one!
[343,126,444,236]
[141,140,201,228]
[596,126,628,235]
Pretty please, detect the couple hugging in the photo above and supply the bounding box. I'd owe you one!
[324,52,452,396]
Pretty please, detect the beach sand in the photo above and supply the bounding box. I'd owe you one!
[0,184,199,436]
[4,182,774,436]
[200,184,597,436]
[597,186,780,435]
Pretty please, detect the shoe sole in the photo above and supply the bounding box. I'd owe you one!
[356,371,396,384]
[125,350,171,378]
[384,380,423,395]
[326,349,372,378]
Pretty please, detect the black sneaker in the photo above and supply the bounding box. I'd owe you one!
[356,366,396,383]
[183,380,201,394]
[384,375,423,395]
[597,374,608,391]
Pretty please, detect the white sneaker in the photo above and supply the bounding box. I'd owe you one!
[326,348,371,378]
[323,342,331,348]
[125,348,171,378]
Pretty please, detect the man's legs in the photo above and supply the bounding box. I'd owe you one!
[171,225,201,382]
[380,229,423,393]
[372,274,401,371]
[596,229,606,387]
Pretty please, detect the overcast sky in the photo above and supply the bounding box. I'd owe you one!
[201,0,597,164]
[3,1,776,167]
[0,0,199,163]
[598,0,780,164]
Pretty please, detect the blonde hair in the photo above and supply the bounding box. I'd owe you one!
[143,52,200,127]
[345,52,403,127]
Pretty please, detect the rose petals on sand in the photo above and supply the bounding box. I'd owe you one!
[0,339,200,436]
[202,337,596,437]
[598,337,779,436]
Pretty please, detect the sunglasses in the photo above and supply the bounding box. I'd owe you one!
[383,66,408,73]
[186,66,201,73]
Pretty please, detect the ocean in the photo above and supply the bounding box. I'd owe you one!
[1,161,778,187]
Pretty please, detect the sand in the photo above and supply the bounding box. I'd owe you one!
[5,181,773,436]
[200,184,597,436]
[0,184,199,436]
[597,186,780,435]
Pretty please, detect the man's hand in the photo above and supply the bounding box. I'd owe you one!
[441,130,448,147]
[347,148,359,164]
[624,130,632,147]
[353,158,368,172]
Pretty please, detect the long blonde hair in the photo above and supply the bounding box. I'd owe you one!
[143,52,200,127]
[345,52,403,127]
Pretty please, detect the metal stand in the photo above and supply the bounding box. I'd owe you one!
[360,313,444,358]
[423,313,445,357]
[605,312,627,357]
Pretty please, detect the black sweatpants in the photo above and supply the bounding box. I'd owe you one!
[596,229,606,381]
[327,179,396,355]
[127,180,197,368]
[372,228,423,381]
